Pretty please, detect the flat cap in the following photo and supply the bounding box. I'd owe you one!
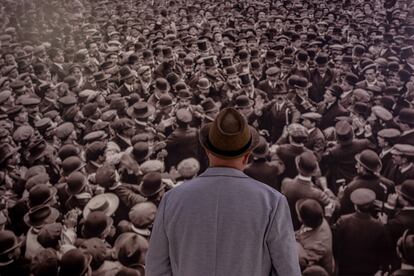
[377,128,401,139]
[391,144,414,156]
[265,66,280,76]
[350,188,376,206]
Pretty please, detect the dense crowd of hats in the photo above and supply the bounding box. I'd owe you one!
[0,0,414,275]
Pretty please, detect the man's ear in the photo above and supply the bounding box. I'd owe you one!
[242,152,251,165]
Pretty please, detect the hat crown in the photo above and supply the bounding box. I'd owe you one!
[28,205,52,226]
[141,172,163,197]
[400,180,414,203]
[208,108,251,154]
[357,150,382,172]
[29,184,52,207]
[0,230,18,255]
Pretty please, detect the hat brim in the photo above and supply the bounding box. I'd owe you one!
[83,193,120,219]
[199,123,260,160]
[355,154,382,173]
[396,185,414,203]
[127,104,155,119]
[23,207,59,227]
[139,182,165,197]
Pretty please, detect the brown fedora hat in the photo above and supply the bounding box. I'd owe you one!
[199,108,260,159]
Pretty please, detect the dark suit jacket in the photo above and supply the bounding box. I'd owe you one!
[333,212,392,276]
[260,101,301,143]
[318,101,349,130]
[322,139,374,194]
[50,63,67,82]
[339,174,387,215]
[165,127,199,171]
[309,69,334,103]
[276,144,312,179]
[244,158,284,191]
[387,208,414,245]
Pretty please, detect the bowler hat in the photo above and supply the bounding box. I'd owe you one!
[235,95,254,109]
[83,193,119,219]
[139,172,164,197]
[62,157,85,176]
[199,108,259,159]
[23,205,59,228]
[119,66,134,80]
[355,149,382,173]
[66,171,87,194]
[0,230,21,260]
[82,211,113,239]
[93,71,110,82]
[397,180,414,203]
[132,142,150,163]
[29,184,57,208]
[397,108,414,125]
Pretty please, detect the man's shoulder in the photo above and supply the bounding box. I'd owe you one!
[167,168,284,199]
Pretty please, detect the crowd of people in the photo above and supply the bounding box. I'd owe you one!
[0,0,414,275]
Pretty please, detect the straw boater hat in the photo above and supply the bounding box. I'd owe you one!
[199,108,260,159]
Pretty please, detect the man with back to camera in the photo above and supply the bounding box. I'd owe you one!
[146,108,300,276]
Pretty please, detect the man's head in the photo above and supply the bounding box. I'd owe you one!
[199,108,260,170]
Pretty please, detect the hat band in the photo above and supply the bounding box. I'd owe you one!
[206,135,252,157]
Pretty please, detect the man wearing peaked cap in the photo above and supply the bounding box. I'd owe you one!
[333,187,391,276]
[147,108,300,275]
[257,66,287,100]
[377,128,401,179]
[390,144,414,186]
[301,112,326,159]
